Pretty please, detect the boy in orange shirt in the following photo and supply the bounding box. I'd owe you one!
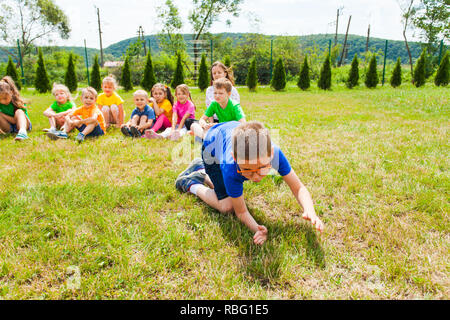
[48,87,105,142]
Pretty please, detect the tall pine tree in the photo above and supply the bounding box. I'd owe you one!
[413,50,426,87]
[141,51,157,91]
[246,57,258,91]
[121,55,133,91]
[346,54,359,89]
[390,58,402,88]
[271,57,286,91]
[297,55,310,90]
[198,53,209,91]
[35,48,51,93]
[64,53,78,92]
[434,51,449,87]
[6,56,21,90]
[365,55,379,88]
[224,56,231,68]
[318,54,332,90]
[90,55,102,92]
[171,53,184,89]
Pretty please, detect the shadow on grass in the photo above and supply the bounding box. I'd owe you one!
[202,206,326,286]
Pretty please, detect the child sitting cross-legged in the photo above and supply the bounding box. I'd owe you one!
[47,87,106,143]
[44,83,76,136]
[121,89,155,138]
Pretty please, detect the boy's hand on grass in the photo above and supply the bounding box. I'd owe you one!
[302,211,324,233]
[253,225,268,245]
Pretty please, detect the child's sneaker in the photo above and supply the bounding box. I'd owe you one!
[121,126,132,137]
[144,129,161,139]
[130,126,141,138]
[47,130,68,140]
[176,158,205,181]
[170,130,181,141]
[175,170,206,193]
[14,132,29,141]
[76,132,85,143]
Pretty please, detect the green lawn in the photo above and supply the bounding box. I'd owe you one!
[0,83,448,299]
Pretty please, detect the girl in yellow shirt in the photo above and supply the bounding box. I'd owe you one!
[144,83,174,138]
[97,75,124,129]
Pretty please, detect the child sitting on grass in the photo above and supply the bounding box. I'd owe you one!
[147,84,195,141]
[97,75,124,129]
[189,78,245,140]
[43,83,76,134]
[47,87,105,143]
[0,76,31,141]
[143,83,174,139]
[121,89,155,138]
[176,121,324,245]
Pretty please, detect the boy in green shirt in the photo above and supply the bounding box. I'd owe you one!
[190,78,246,140]
[43,84,76,134]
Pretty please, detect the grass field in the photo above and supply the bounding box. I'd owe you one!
[0,83,448,299]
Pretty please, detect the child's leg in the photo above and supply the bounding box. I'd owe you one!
[130,115,140,127]
[190,122,205,139]
[55,117,66,130]
[194,185,234,213]
[80,122,97,136]
[0,113,11,133]
[151,114,171,132]
[110,104,119,125]
[14,109,30,131]
[160,127,172,138]
[101,106,112,127]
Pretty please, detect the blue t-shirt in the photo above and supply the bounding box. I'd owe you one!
[131,105,155,120]
[203,121,292,198]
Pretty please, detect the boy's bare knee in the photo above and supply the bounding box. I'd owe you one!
[218,200,234,213]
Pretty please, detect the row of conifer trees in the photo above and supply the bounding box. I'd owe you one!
[4,48,449,94]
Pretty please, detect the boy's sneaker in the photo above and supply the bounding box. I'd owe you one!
[76,132,85,143]
[47,130,68,140]
[14,132,29,141]
[176,170,206,193]
[121,126,132,137]
[130,126,141,138]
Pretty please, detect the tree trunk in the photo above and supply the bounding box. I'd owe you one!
[403,30,414,83]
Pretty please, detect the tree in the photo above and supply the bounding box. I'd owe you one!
[398,0,416,77]
[156,0,186,57]
[90,55,102,92]
[121,56,133,91]
[434,51,449,86]
[346,54,359,89]
[390,57,403,87]
[365,55,379,88]
[64,53,77,92]
[34,48,51,93]
[224,55,231,68]
[0,0,70,67]
[297,55,310,90]
[141,51,157,91]
[171,53,184,89]
[271,57,286,91]
[198,53,209,91]
[413,49,427,87]
[246,57,258,91]
[6,56,21,90]
[318,54,332,90]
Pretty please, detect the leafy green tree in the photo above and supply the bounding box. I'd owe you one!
[90,55,102,92]
[6,56,21,90]
[35,48,51,93]
[198,53,209,91]
[156,0,186,56]
[318,54,332,90]
[297,55,310,90]
[64,53,77,92]
[121,56,133,91]
[171,53,184,89]
[413,49,426,87]
[141,51,157,91]
[365,55,379,88]
[434,51,449,86]
[390,58,402,88]
[271,58,286,91]
[246,57,258,91]
[223,55,231,68]
[346,54,359,88]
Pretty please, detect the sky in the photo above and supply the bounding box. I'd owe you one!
[50,0,422,49]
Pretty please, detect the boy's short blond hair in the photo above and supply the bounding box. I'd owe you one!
[213,78,233,93]
[133,89,148,99]
[81,87,98,99]
[232,121,272,162]
[51,83,72,100]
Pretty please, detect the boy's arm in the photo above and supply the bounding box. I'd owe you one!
[43,107,56,117]
[231,196,268,245]
[283,170,324,232]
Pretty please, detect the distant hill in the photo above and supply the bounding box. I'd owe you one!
[1,33,426,64]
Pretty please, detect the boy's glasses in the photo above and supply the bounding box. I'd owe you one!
[237,164,272,175]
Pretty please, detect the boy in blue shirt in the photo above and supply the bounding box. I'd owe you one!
[176,121,324,245]
[121,90,156,137]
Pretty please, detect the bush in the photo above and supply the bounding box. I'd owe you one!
[246,57,258,91]
[121,56,133,91]
[35,48,51,93]
[90,55,102,92]
[318,54,332,90]
[297,55,310,90]
[64,53,78,92]
[434,51,449,87]
[271,57,286,91]
[413,50,426,87]
[346,54,359,89]
[223,55,231,68]
[198,53,209,91]
[171,52,184,89]
[365,55,378,88]
[390,58,402,88]
[141,52,157,91]
[6,56,21,90]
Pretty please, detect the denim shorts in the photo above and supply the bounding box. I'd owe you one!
[201,145,229,201]
[77,124,104,137]
[10,115,32,133]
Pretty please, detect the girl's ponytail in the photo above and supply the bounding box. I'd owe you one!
[165,85,174,106]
